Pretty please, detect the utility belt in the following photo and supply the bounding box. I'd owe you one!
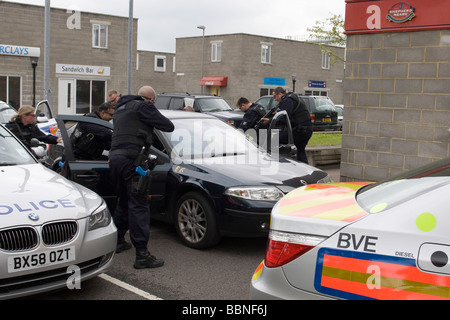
[293,124,313,134]
[110,147,153,195]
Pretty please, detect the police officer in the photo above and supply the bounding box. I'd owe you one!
[236,97,266,132]
[271,87,313,163]
[109,86,174,269]
[6,106,61,152]
[72,102,114,160]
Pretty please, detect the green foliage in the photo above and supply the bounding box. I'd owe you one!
[307,14,346,65]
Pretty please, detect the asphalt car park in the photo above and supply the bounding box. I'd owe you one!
[56,110,332,249]
[255,95,340,131]
[0,123,117,299]
[251,157,450,300]
[154,93,244,128]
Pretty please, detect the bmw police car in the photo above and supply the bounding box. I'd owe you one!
[251,157,450,300]
[0,123,117,299]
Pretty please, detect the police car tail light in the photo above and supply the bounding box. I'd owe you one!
[265,230,326,268]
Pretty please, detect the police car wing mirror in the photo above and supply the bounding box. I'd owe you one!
[36,112,49,123]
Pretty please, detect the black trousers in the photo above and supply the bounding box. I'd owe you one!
[109,154,150,250]
[280,129,312,164]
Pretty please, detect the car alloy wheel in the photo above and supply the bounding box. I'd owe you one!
[174,192,220,249]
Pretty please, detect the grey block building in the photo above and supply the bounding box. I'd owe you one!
[1,1,344,115]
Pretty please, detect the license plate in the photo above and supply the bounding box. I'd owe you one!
[8,247,76,273]
[322,118,331,122]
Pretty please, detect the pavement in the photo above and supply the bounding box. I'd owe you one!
[317,164,340,182]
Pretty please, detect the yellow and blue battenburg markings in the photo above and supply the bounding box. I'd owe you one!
[314,248,450,300]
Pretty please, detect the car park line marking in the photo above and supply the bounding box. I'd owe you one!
[315,248,450,300]
[99,274,163,300]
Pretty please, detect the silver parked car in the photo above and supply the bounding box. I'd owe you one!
[0,123,117,299]
[251,157,450,300]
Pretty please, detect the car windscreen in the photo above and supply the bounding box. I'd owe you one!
[0,102,16,124]
[163,118,257,159]
[0,126,36,165]
[196,98,233,112]
[356,158,450,214]
[311,98,336,113]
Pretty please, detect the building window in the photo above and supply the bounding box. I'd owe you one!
[92,24,108,48]
[155,55,166,72]
[261,42,272,64]
[322,52,330,70]
[76,80,106,114]
[0,76,21,108]
[211,41,222,62]
[305,90,328,97]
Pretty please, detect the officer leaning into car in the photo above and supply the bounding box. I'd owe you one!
[109,85,174,269]
[236,97,266,132]
[72,102,115,160]
[261,87,313,164]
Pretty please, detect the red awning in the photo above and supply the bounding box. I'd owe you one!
[200,76,228,86]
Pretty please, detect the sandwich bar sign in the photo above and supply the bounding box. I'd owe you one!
[345,0,450,34]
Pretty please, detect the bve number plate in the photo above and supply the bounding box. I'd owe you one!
[8,247,76,273]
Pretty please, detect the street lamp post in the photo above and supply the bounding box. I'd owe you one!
[292,74,296,93]
[197,25,205,94]
[30,57,39,107]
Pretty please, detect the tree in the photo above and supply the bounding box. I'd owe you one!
[307,13,346,65]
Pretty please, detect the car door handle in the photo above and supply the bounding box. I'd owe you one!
[75,173,98,180]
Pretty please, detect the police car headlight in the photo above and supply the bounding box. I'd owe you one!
[88,202,112,231]
[225,186,284,201]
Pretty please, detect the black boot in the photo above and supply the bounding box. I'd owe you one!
[134,249,164,269]
[116,237,132,253]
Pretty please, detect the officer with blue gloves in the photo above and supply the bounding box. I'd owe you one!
[109,86,174,269]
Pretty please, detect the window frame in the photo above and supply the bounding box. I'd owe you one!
[92,23,109,49]
[322,52,331,70]
[154,55,167,72]
[211,41,222,62]
[261,42,272,64]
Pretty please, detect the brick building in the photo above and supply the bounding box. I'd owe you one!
[175,33,345,106]
[341,0,450,182]
[1,1,345,115]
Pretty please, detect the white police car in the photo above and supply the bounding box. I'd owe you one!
[0,123,117,299]
[251,157,450,300]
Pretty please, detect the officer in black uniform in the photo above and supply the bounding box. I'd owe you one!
[272,87,313,164]
[236,97,266,132]
[109,86,174,269]
[72,102,114,160]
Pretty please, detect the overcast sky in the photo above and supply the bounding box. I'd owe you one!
[3,0,346,53]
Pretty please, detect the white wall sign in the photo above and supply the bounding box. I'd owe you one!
[0,44,40,57]
[56,63,111,76]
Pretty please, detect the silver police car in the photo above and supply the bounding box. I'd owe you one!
[252,158,450,300]
[0,123,117,299]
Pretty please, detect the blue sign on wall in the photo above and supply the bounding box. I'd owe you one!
[308,80,326,88]
[264,77,285,86]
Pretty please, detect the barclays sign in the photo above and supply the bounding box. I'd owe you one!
[0,44,40,57]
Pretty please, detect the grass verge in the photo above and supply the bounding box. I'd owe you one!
[308,132,342,146]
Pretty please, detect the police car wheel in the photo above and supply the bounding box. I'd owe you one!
[174,192,220,249]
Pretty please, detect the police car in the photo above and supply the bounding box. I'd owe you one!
[0,123,117,299]
[251,157,450,300]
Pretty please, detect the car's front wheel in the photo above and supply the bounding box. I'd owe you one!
[174,192,220,249]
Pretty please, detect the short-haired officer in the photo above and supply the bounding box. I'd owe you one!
[236,97,266,132]
[109,85,174,269]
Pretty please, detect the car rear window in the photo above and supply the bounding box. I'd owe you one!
[311,98,336,113]
[356,158,450,214]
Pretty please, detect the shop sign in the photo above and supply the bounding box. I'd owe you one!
[0,44,40,57]
[387,2,416,23]
[56,64,110,76]
[308,80,326,88]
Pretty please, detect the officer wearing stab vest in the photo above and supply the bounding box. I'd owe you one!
[109,86,174,269]
[265,87,313,164]
[236,97,266,132]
